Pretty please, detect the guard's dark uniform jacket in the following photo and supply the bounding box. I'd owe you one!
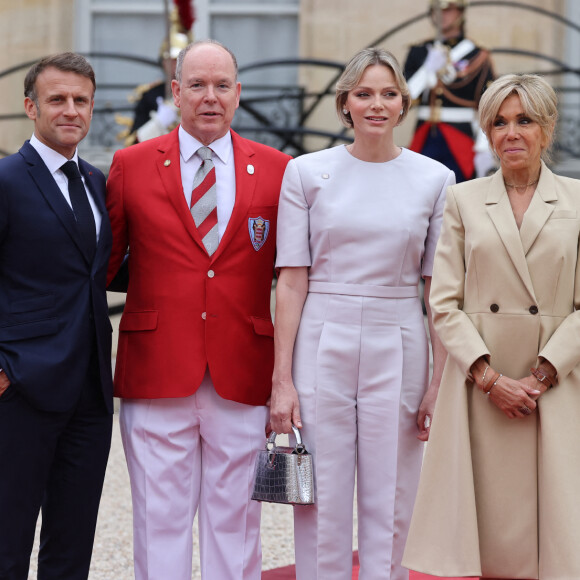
[404,35,495,182]
[130,81,165,136]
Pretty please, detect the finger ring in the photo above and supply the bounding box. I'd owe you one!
[519,405,532,415]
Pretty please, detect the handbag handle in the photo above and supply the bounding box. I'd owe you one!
[266,425,307,454]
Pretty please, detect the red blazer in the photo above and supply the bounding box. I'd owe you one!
[106,129,291,405]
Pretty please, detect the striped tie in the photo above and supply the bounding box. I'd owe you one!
[190,147,218,255]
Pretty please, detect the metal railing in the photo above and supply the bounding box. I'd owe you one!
[0,3,579,316]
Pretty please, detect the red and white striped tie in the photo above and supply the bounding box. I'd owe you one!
[190,147,218,255]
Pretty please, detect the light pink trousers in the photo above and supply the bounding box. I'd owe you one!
[292,292,428,580]
[120,372,268,580]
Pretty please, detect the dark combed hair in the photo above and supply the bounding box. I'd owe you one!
[24,52,96,103]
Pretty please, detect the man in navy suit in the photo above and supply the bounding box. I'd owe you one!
[0,53,113,580]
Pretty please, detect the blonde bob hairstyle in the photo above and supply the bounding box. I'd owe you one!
[335,47,411,129]
[479,73,558,163]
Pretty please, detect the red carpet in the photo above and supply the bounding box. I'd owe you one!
[261,552,472,579]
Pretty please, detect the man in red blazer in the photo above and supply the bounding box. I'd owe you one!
[106,40,291,580]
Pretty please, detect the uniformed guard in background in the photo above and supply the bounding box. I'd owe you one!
[404,0,496,181]
[119,7,191,146]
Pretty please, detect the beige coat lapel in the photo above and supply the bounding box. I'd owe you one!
[486,162,558,300]
[519,161,557,255]
[486,171,535,298]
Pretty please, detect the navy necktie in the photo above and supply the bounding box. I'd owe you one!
[60,161,96,260]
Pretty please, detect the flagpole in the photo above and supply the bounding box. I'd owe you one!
[433,0,444,43]
[163,0,172,97]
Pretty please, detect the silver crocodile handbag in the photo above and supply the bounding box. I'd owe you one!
[251,425,314,505]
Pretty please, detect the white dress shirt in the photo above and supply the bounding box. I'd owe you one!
[29,134,102,241]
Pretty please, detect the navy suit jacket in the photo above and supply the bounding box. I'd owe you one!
[0,141,113,413]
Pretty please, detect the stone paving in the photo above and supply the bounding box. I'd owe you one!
[26,289,304,578]
[28,409,303,579]
[25,291,367,578]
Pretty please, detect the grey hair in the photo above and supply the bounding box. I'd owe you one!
[175,39,238,84]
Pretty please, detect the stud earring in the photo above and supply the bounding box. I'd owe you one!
[400,108,404,115]
[342,109,349,115]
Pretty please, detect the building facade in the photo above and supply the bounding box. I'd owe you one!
[0,0,578,166]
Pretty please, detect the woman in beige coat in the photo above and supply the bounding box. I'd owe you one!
[403,74,580,579]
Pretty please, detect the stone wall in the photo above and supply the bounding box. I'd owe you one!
[299,0,569,148]
[0,0,573,155]
[0,0,75,154]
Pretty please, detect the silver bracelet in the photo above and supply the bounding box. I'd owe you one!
[481,365,490,388]
[488,373,503,395]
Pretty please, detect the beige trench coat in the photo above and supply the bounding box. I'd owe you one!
[402,164,580,580]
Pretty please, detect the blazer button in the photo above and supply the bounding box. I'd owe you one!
[207,270,215,278]
[490,304,499,313]
[201,312,207,320]
[529,305,539,315]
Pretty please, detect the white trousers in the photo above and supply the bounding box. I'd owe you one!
[120,372,268,580]
[292,293,427,580]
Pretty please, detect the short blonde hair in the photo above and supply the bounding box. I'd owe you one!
[478,74,558,163]
[335,48,411,128]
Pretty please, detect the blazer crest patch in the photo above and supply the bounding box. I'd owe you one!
[248,217,269,251]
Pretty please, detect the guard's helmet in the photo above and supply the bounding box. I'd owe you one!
[429,0,468,8]
[159,7,192,60]
[160,31,190,60]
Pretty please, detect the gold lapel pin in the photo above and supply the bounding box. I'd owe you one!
[247,164,255,175]
[164,159,171,167]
